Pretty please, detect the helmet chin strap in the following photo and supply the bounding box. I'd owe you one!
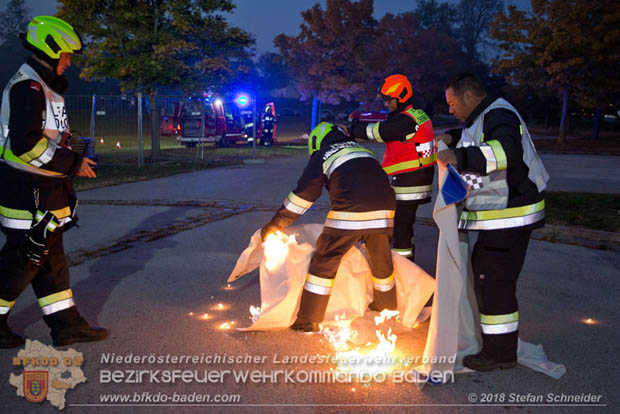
[395,98,414,113]
[32,50,60,72]
[21,35,60,72]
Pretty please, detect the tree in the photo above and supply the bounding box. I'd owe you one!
[0,0,31,89]
[414,0,457,35]
[371,12,463,114]
[491,0,620,142]
[256,52,289,94]
[455,0,503,65]
[57,0,254,94]
[274,0,378,128]
[0,0,31,44]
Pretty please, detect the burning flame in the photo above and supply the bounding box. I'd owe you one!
[218,321,236,330]
[212,303,229,311]
[324,310,401,377]
[249,305,261,324]
[263,231,297,271]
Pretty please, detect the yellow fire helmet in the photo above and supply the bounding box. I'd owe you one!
[24,16,82,59]
[309,122,335,155]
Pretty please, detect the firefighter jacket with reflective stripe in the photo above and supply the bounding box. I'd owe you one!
[269,134,395,235]
[352,105,436,203]
[450,96,549,231]
[0,59,82,230]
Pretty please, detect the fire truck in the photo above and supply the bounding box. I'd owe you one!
[176,95,245,147]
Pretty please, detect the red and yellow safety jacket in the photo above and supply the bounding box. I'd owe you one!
[352,105,436,203]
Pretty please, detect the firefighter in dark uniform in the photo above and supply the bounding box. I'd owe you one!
[0,16,108,348]
[437,73,548,371]
[350,74,436,264]
[259,103,276,146]
[261,122,397,332]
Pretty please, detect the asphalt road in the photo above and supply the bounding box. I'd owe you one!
[1,147,619,413]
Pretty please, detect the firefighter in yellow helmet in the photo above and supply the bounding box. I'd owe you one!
[0,16,107,348]
[261,123,397,331]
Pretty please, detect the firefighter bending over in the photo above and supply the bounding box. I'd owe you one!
[261,123,397,332]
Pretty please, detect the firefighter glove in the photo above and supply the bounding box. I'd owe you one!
[348,119,361,139]
[24,211,59,266]
[261,222,281,242]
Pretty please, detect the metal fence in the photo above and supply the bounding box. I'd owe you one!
[65,94,232,167]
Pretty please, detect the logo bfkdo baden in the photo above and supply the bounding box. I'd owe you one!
[9,340,86,410]
[24,371,49,403]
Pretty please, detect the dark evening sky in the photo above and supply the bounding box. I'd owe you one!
[24,0,531,56]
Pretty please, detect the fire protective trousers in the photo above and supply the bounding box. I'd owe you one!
[471,228,532,362]
[0,227,79,330]
[392,201,419,262]
[297,231,396,324]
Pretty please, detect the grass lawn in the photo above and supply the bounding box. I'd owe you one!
[74,145,307,191]
[545,191,620,232]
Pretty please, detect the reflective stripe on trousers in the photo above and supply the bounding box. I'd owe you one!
[38,289,75,316]
[0,298,16,315]
[392,248,412,257]
[303,274,334,296]
[480,311,519,334]
[372,273,395,292]
[392,184,432,201]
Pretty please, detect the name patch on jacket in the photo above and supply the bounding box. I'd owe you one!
[50,102,69,131]
[322,142,363,161]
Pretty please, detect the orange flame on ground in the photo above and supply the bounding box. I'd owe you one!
[324,309,402,377]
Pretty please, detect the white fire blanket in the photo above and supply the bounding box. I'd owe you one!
[419,148,566,381]
[228,223,435,330]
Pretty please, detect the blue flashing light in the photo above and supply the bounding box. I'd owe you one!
[235,93,250,108]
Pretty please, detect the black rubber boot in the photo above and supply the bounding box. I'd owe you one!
[462,350,517,372]
[290,319,320,332]
[292,289,330,332]
[369,286,397,312]
[44,307,109,347]
[0,313,25,349]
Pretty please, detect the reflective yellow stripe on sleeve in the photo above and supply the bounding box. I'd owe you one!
[283,192,313,215]
[369,122,382,142]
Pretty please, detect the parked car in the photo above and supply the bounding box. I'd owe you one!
[277,107,301,117]
[177,96,245,147]
[348,101,389,123]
